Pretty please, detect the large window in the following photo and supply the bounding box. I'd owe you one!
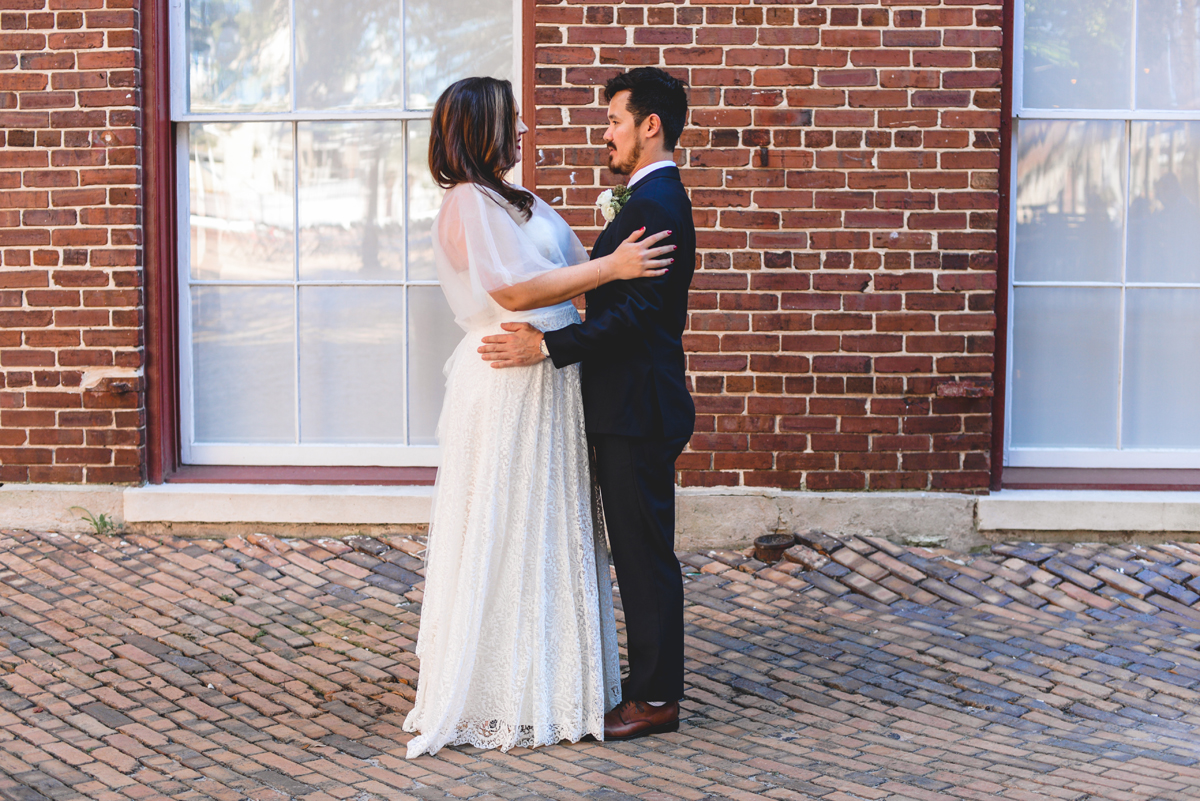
[1008,0,1200,468]
[171,0,517,466]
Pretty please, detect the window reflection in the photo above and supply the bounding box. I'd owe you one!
[1014,1,1200,464]
[1137,0,1200,110]
[406,0,514,109]
[1128,121,1200,283]
[295,0,403,110]
[298,122,406,281]
[188,0,291,112]
[181,0,513,458]
[407,122,443,281]
[1014,120,1126,283]
[189,122,294,282]
[1023,0,1132,110]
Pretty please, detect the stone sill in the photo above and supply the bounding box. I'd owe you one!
[4,484,1200,551]
[977,489,1200,535]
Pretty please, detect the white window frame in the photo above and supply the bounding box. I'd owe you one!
[168,0,522,467]
[1006,0,1200,469]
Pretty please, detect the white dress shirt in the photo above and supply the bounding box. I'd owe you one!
[627,159,677,190]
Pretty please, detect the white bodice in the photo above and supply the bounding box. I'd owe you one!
[433,183,591,334]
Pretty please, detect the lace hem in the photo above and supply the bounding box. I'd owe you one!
[405,715,607,758]
[406,293,622,763]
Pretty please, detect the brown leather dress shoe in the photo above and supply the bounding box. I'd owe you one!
[604,700,680,741]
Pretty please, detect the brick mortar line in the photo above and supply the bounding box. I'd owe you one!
[1,6,145,483]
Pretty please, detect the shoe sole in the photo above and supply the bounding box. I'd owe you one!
[605,718,680,742]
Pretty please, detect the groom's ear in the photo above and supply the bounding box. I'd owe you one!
[641,113,664,141]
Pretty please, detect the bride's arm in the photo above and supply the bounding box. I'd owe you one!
[488,228,674,312]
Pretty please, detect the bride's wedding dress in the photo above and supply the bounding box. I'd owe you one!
[403,183,621,758]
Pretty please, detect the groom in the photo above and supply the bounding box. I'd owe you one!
[480,67,695,740]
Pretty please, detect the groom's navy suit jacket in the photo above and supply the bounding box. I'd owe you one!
[543,166,696,440]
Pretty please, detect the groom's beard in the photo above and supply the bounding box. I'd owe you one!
[607,139,642,176]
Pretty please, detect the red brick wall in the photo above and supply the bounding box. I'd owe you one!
[533,0,1002,492]
[0,0,144,484]
[0,0,1002,491]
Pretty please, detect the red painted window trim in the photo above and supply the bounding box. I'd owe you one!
[165,465,437,486]
[141,0,538,485]
[142,0,180,485]
[522,0,537,190]
[1003,468,1200,492]
[990,0,1015,493]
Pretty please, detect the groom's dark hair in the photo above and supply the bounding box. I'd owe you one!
[604,68,688,151]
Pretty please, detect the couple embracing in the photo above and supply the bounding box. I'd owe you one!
[402,67,696,757]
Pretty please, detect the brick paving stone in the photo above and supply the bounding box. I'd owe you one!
[3,530,1200,799]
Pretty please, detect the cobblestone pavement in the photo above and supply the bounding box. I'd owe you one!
[2,527,1200,801]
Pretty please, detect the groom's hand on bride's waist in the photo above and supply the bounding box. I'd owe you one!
[479,322,546,369]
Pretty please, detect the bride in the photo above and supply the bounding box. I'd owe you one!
[402,76,674,757]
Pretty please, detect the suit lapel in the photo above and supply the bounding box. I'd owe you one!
[593,219,618,258]
[592,167,681,257]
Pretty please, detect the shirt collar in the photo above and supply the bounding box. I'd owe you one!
[627,159,677,190]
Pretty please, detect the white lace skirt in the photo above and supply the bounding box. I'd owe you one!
[403,303,622,758]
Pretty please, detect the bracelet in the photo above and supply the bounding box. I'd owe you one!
[594,261,601,290]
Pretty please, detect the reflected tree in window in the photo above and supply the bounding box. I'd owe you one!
[405,0,513,108]
[1014,120,1126,283]
[1023,0,1132,109]
[295,0,403,110]
[1137,0,1200,109]
[188,0,291,112]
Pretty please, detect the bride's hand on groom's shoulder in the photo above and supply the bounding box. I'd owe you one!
[611,227,674,282]
[479,322,545,369]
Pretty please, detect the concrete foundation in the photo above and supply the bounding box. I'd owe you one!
[0,484,125,535]
[4,483,1200,548]
[122,483,435,527]
[674,488,982,551]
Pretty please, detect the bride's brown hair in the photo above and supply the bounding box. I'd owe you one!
[429,77,535,221]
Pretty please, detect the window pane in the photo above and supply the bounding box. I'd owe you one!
[189,122,295,282]
[1123,289,1200,449]
[408,286,462,445]
[192,286,295,443]
[187,0,290,112]
[299,287,404,443]
[1022,0,1132,109]
[407,121,443,281]
[406,0,514,109]
[1137,0,1200,110]
[1010,287,1120,448]
[1014,120,1126,283]
[298,122,405,281]
[1128,121,1200,284]
[295,0,403,110]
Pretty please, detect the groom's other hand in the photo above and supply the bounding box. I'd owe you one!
[479,322,546,368]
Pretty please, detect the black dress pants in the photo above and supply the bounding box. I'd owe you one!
[590,433,689,702]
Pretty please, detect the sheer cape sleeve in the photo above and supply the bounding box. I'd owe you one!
[433,183,589,330]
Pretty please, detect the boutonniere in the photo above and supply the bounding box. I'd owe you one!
[596,184,632,223]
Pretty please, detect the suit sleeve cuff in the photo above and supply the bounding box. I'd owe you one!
[542,325,580,368]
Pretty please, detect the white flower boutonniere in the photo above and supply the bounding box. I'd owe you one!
[596,184,632,223]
